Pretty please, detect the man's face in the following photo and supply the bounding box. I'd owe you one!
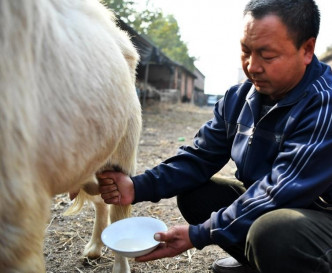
[240,14,314,100]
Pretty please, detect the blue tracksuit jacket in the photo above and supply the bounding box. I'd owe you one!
[132,55,332,250]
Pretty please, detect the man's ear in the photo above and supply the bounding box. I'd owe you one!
[302,37,316,65]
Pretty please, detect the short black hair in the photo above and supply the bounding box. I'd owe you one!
[244,0,320,48]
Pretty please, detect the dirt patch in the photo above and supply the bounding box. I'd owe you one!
[44,102,236,273]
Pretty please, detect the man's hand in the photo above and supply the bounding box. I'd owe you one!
[97,171,135,205]
[135,225,193,262]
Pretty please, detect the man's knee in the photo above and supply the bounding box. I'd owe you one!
[177,178,244,225]
[245,209,332,272]
[246,208,329,251]
[245,209,299,265]
[247,209,303,247]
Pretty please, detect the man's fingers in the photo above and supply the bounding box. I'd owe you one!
[154,233,162,241]
[99,178,118,195]
[154,230,174,242]
[101,190,120,200]
[97,171,114,179]
[98,178,115,186]
[104,196,120,204]
[135,243,171,262]
[99,184,118,193]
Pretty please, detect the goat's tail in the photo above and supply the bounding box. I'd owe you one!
[63,189,89,216]
[64,176,101,216]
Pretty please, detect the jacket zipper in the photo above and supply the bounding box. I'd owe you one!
[239,127,255,180]
[248,128,255,145]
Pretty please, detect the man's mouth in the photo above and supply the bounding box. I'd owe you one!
[252,78,267,86]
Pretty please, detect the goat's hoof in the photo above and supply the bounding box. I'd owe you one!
[83,242,103,259]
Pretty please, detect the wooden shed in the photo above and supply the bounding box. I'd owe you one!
[117,19,200,105]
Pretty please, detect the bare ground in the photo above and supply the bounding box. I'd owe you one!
[44,102,236,273]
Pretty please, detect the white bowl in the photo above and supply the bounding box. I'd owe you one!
[101,216,168,258]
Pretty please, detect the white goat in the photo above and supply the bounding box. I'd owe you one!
[0,0,142,273]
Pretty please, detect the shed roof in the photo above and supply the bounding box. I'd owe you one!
[117,18,196,78]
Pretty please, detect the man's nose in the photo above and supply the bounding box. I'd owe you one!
[247,55,263,74]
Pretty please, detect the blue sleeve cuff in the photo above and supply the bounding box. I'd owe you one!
[189,218,213,250]
[131,172,161,203]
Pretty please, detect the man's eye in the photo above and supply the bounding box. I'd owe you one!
[262,54,277,60]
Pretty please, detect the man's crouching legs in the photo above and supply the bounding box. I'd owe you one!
[246,208,332,273]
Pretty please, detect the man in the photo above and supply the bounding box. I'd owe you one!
[98,0,332,272]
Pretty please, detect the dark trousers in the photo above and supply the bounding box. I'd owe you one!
[177,177,332,273]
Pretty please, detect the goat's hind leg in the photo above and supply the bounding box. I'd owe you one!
[83,194,110,259]
[110,204,131,273]
[105,110,141,273]
[84,188,131,273]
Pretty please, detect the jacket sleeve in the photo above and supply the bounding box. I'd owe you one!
[132,97,233,203]
[190,85,332,250]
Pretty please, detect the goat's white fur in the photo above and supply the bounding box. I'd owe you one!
[0,0,141,272]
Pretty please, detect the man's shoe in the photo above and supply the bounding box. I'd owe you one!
[212,257,257,273]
